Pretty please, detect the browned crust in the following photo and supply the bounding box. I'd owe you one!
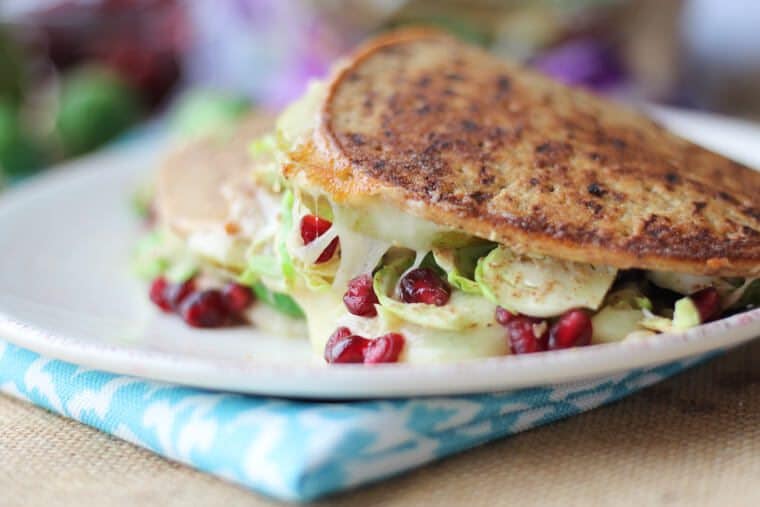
[284,28,760,277]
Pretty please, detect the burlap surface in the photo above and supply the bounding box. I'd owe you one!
[1,339,759,507]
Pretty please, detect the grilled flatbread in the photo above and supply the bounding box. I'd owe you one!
[284,28,760,277]
[136,30,759,362]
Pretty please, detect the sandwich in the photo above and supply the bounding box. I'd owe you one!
[270,29,760,363]
[134,112,306,336]
[138,29,760,365]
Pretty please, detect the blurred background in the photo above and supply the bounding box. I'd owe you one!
[0,0,759,186]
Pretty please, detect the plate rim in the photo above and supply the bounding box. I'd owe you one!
[1,302,759,398]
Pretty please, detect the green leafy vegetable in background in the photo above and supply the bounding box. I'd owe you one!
[389,16,489,46]
[170,89,251,139]
[56,66,141,156]
[0,101,46,180]
[0,29,25,109]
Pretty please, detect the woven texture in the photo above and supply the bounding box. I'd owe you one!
[0,340,709,501]
[1,338,759,506]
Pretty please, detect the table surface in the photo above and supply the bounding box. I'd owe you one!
[1,338,759,507]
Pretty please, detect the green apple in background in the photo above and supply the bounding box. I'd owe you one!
[55,66,142,157]
[0,101,46,182]
[0,28,41,183]
[0,29,24,109]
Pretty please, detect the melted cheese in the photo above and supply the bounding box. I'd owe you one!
[293,287,508,363]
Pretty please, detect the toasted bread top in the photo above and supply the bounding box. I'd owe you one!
[284,29,760,276]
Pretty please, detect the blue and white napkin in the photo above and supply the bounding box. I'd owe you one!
[0,338,707,501]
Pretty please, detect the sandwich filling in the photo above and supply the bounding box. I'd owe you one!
[136,78,759,365]
[133,115,307,335]
[260,79,758,363]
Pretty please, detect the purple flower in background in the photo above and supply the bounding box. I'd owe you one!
[183,0,348,109]
[183,3,628,106]
[532,39,626,92]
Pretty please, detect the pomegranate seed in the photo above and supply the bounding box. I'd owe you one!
[399,268,451,306]
[222,283,254,314]
[506,316,549,354]
[548,309,593,350]
[343,274,380,317]
[165,278,196,310]
[179,290,229,328]
[149,277,172,312]
[324,327,369,364]
[691,287,721,323]
[149,277,195,312]
[300,214,332,243]
[300,214,339,263]
[315,239,340,263]
[364,333,405,364]
[324,327,352,362]
[495,306,516,326]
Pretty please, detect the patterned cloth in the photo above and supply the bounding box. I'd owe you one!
[0,338,710,501]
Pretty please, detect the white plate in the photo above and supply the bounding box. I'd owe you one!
[1,107,759,399]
